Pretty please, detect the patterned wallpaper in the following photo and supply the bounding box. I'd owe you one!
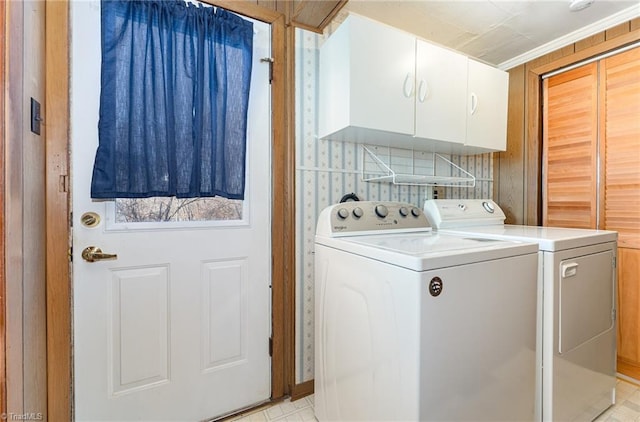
[294,28,494,383]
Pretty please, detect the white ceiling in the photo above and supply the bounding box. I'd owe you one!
[343,0,640,69]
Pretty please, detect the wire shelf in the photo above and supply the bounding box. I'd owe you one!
[361,145,475,187]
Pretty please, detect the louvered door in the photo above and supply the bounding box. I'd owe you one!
[601,47,640,379]
[543,63,599,228]
[601,47,640,249]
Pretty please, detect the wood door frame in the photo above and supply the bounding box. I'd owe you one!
[45,1,296,420]
[523,25,640,225]
[0,0,6,414]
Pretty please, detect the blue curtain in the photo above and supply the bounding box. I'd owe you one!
[91,0,253,200]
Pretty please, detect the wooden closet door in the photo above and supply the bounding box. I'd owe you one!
[601,47,640,249]
[601,46,640,379]
[543,63,599,228]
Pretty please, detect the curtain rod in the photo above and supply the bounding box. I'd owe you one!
[542,40,640,79]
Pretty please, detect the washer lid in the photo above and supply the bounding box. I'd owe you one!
[316,231,538,271]
[438,225,617,252]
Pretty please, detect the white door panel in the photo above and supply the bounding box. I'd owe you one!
[71,1,271,420]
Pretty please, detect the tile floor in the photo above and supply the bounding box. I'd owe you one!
[228,378,640,422]
[596,379,640,421]
[228,395,315,421]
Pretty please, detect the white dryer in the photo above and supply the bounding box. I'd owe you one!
[314,201,539,421]
[424,199,618,422]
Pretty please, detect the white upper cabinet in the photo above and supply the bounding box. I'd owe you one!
[319,15,416,142]
[319,14,509,154]
[466,59,509,150]
[414,40,468,145]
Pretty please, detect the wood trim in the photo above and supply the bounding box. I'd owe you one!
[617,360,640,383]
[45,0,71,420]
[290,0,347,33]
[284,15,298,400]
[598,58,607,230]
[270,13,288,400]
[290,380,314,402]
[0,0,6,414]
[524,68,543,225]
[208,0,281,22]
[317,0,348,31]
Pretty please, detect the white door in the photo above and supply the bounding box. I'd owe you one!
[71,2,272,421]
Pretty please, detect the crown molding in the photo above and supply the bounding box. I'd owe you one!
[498,3,640,70]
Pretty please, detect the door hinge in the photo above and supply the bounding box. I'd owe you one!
[269,337,273,357]
[68,247,73,262]
[261,57,274,84]
[613,256,617,269]
[612,308,617,322]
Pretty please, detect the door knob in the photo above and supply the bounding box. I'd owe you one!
[81,246,118,262]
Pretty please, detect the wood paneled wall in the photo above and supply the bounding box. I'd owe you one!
[0,0,6,414]
[494,18,640,225]
[2,0,47,418]
[494,65,526,224]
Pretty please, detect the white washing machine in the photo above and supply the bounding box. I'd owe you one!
[314,201,539,421]
[424,199,618,422]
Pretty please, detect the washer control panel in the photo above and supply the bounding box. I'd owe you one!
[317,201,430,237]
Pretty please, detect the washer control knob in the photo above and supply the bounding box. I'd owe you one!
[458,203,467,211]
[411,207,422,217]
[375,204,389,218]
[352,207,364,219]
[337,208,349,220]
[399,207,409,217]
[482,201,495,213]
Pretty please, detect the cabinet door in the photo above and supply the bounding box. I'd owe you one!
[466,59,509,150]
[320,15,416,135]
[347,15,416,136]
[414,40,467,144]
[319,15,415,139]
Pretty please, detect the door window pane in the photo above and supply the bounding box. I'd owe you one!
[115,197,243,223]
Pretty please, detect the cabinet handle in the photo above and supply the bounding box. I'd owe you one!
[418,80,429,102]
[469,93,478,115]
[403,73,414,98]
